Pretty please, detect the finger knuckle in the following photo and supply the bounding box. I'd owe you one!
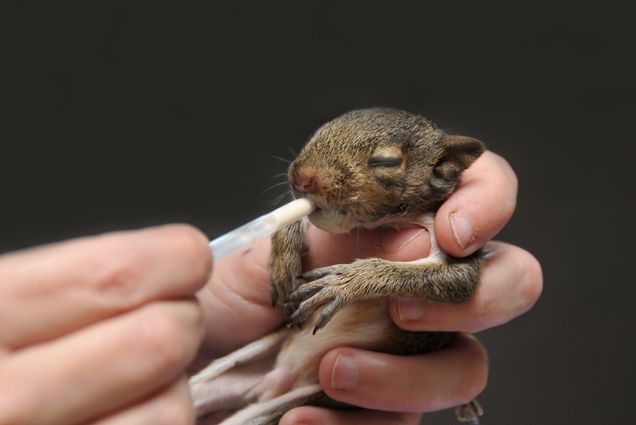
[455,375,486,406]
[483,178,516,223]
[164,224,212,287]
[516,250,544,311]
[490,152,518,193]
[135,307,192,373]
[154,396,194,425]
[502,159,518,193]
[479,154,518,223]
[86,251,142,302]
[456,341,489,404]
[280,408,312,424]
[465,296,495,333]
[396,413,423,425]
[500,169,518,218]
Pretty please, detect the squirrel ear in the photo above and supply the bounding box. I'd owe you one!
[433,135,485,184]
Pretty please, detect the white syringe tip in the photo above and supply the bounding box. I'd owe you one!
[269,198,315,228]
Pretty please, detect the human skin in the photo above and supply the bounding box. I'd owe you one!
[196,151,543,425]
[0,225,212,425]
[0,152,541,425]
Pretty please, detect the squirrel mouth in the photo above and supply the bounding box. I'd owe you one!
[298,194,324,212]
[308,204,323,219]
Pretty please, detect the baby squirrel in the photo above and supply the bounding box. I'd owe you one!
[191,108,486,425]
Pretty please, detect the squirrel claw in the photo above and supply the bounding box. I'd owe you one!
[269,285,279,308]
[287,305,311,328]
[287,286,331,328]
[302,266,337,282]
[287,295,343,333]
[288,282,324,303]
[312,299,344,334]
[283,300,300,318]
[286,279,346,331]
[269,272,304,310]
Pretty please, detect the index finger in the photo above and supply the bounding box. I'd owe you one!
[0,224,212,349]
[434,151,518,257]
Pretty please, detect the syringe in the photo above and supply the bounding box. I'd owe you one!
[209,198,315,260]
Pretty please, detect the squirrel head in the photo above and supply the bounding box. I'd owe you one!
[288,108,485,234]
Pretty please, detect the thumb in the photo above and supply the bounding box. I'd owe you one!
[434,151,518,257]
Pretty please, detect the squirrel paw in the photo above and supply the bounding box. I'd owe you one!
[268,252,304,311]
[286,262,367,333]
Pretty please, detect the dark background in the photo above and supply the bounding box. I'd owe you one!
[1,2,634,424]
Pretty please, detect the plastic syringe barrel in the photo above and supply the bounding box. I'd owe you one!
[209,198,314,261]
[209,215,277,260]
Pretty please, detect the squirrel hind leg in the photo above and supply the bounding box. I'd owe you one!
[192,367,262,417]
[190,328,292,418]
[191,328,290,384]
[215,384,324,425]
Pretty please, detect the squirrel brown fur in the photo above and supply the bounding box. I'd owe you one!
[191,108,486,425]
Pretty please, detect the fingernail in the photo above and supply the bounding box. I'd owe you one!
[397,297,424,321]
[450,211,476,249]
[331,353,358,390]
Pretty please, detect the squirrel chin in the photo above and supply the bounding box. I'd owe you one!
[309,209,419,234]
[307,209,359,234]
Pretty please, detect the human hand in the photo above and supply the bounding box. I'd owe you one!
[0,225,212,425]
[195,151,542,424]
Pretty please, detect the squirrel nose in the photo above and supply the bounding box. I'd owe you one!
[292,174,316,194]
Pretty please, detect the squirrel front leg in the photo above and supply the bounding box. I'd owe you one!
[268,219,306,310]
[287,252,484,333]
